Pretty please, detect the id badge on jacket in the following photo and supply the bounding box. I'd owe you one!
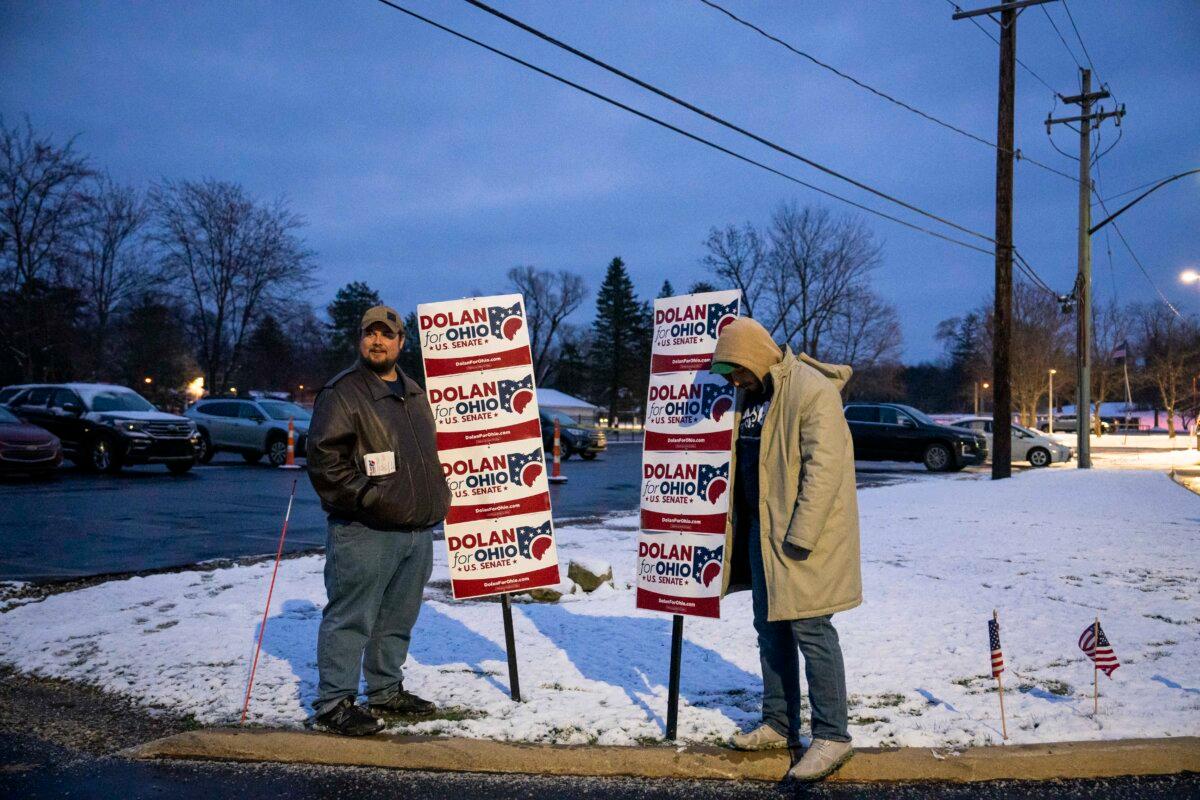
[364,451,396,477]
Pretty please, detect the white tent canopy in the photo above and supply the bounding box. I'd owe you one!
[537,388,599,424]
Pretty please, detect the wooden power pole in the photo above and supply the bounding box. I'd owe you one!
[1047,69,1124,469]
[952,0,1055,479]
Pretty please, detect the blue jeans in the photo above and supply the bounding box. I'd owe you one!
[315,519,433,714]
[748,519,850,743]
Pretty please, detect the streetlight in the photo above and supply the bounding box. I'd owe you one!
[974,381,990,416]
[1180,268,1199,285]
[1048,369,1057,433]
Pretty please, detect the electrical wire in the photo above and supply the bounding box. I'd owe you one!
[698,0,1078,183]
[1094,174,1179,206]
[372,0,994,257]
[461,0,995,245]
[942,0,1058,93]
[1061,0,1102,87]
[1092,190,1185,319]
[1039,3,1083,72]
[375,0,1065,298]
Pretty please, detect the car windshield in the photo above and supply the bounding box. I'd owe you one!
[1013,423,1040,438]
[895,405,937,426]
[259,401,311,421]
[545,411,584,427]
[0,407,18,423]
[89,390,155,413]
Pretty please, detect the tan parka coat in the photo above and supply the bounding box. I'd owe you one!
[719,348,863,621]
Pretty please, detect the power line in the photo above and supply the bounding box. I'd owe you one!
[698,0,1078,183]
[374,0,1065,298]
[1039,3,1083,71]
[943,0,1058,93]
[371,0,993,257]
[1092,190,1184,319]
[1094,173,1181,205]
[1061,0,1102,87]
[461,0,995,245]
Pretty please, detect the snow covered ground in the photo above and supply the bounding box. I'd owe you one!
[1,469,1197,749]
[1047,433,1200,471]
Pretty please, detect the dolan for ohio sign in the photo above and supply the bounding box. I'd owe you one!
[418,294,560,600]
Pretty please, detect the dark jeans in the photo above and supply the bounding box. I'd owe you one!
[747,519,850,743]
[315,519,433,715]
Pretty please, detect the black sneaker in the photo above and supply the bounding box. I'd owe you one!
[312,697,385,736]
[369,689,437,719]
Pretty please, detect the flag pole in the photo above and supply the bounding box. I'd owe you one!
[1093,616,1100,715]
[994,609,1008,740]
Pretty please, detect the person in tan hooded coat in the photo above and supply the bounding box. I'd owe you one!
[710,317,861,782]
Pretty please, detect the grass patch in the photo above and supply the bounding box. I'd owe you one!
[867,692,905,708]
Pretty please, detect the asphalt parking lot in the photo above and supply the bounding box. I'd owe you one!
[0,443,981,582]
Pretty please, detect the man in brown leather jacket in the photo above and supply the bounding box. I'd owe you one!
[306,304,450,735]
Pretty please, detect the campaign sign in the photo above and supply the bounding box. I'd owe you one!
[643,370,736,452]
[650,290,740,375]
[635,531,723,618]
[417,294,560,600]
[640,449,731,535]
[439,438,551,526]
[418,294,532,378]
[425,366,541,451]
[444,510,560,599]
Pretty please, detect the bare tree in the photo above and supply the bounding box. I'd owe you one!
[0,118,94,291]
[77,176,151,376]
[762,204,883,358]
[151,179,315,393]
[823,285,903,370]
[507,265,586,384]
[1135,304,1200,438]
[1009,283,1073,426]
[700,223,764,319]
[1090,298,1134,434]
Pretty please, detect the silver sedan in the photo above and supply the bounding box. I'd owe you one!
[949,416,1074,467]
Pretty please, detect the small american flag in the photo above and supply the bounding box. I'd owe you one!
[1079,621,1120,677]
[988,618,1005,678]
[1112,340,1128,361]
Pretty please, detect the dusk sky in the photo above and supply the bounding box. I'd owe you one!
[3,0,1197,361]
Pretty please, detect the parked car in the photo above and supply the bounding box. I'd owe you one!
[5,383,199,474]
[0,384,37,407]
[0,404,62,476]
[1039,415,1112,434]
[540,410,606,460]
[949,416,1073,467]
[185,397,310,466]
[844,402,988,472]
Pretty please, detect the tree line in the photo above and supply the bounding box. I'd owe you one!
[8,117,1191,427]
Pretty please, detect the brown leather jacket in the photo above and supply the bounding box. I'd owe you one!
[306,362,450,531]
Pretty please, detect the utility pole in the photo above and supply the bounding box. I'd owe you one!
[1047,69,1125,469]
[953,0,1055,478]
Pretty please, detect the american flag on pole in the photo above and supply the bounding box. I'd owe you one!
[1112,340,1128,362]
[988,618,1005,678]
[1079,621,1120,677]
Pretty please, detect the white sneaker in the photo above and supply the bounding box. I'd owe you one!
[785,738,854,781]
[729,723,789,750]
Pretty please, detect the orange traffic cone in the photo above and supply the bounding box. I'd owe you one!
[280,416,301,470]
[548,417,567,484]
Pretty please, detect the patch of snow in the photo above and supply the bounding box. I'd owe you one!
[1,471,1197,748]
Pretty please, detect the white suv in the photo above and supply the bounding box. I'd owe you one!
[185,398,310,466]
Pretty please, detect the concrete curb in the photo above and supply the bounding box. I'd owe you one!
[126,729,1200,783]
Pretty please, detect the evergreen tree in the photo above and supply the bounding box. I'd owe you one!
[397,310,425,386]
[657,279,675,299]
[238,314,294,391]
[688,281,718,294]
[326,281,383,358]
[589,257,650,420]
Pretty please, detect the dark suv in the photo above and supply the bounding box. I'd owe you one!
[6,383,200,474]
[540,411,606,460]
[844,403,987,472]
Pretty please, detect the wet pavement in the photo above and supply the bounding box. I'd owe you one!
[0,442,960,582]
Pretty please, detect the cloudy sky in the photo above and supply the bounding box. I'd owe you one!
[3,0,1197,361]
